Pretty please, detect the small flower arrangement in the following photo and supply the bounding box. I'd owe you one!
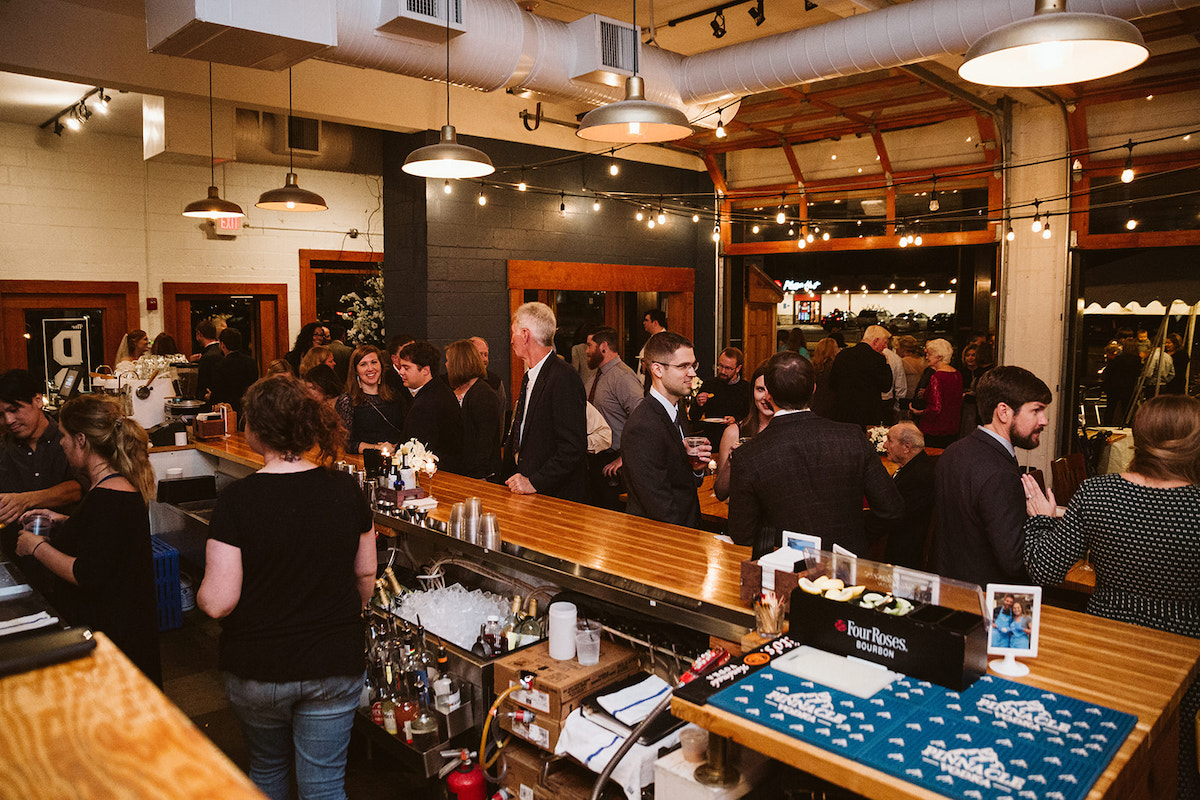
[341,269,385,346]
[114,353,189,380]
[867,425,889,454]
[394,439,439,476]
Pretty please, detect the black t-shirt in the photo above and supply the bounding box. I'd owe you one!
[54,487,161,684]
[209,468,372,681]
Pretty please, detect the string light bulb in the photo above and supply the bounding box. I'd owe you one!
[443,180,452,195]
[798,237,807,249]
[752,224,760,234]
[518,177,527,192]
[822,231,830,241]
[648,218,656,229]
[776,194,786,224]
[593,196,601,211]
[929,176,940,212]
[1121,140,1134,183]
[635,209,644,221]
[692,213,700,223]
[1041,218,1052,239]
[477,190,487,206]
[657,208,666,225]
[1006,224,1015,242]
[559,191,566,216]
[712,225,720,243]
[715,113,726,139]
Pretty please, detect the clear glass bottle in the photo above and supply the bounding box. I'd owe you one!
[482,615,503,656]
[501,594,523,652]
[408,674,440,749]
[514,598,543,647]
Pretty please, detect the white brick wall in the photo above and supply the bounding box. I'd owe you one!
[0,120,382,342]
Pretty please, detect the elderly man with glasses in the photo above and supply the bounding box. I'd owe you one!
[621,332,712,528]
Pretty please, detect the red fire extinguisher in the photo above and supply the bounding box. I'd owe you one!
[442,749,485,800]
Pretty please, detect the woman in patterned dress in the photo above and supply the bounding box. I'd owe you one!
[1022,394,1200,799]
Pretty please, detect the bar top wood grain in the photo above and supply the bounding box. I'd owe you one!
[0,633,265,800]
[191,434,755,615]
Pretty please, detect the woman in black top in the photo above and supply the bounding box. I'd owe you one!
[198,374,376,800]
[446,339,502,480]
[17,394,161,684]
[335,344,404,454]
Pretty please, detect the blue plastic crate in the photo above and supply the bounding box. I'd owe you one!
[151,535,182,632]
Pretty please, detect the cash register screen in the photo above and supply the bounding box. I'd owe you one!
[56,366,82,401]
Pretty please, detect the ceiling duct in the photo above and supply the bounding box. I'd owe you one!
[568,15,638,87]
[377,0,465,43]
[145,0,337,71]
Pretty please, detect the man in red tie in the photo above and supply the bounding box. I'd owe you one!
[584,326,645,509]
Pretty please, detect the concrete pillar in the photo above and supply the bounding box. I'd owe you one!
[1000,104,1070,476]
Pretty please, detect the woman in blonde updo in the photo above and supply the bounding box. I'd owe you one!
[16,394,160,684]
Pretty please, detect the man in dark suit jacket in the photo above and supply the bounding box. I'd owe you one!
[828,324,892,428]
[398,341,463,474]
[872,421,935,568]
[384,334,415,424]
[210,327,259,415]
[729,351,903,559]
[934,366,1052,587]
[193,319,224,404]
[503,303,587,502]
[622,332,712,528]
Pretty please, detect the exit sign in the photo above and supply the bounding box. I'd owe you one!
[217,217,241,232]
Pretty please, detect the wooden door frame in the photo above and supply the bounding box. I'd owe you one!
[161,283,289,366]
[298,249,383,324]
[506,260,696,392]
[0,280,140,371]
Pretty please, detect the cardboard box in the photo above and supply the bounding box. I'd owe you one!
[501,738,597,800]
[498,708,565,752]
[493,639,639,721]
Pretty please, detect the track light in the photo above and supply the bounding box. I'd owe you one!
[711,10,726,38]
[1121,140,1135,183]
[748,0,765,26]
[40,86,108,137]
[64,113,81,131]
[96,92,110,113]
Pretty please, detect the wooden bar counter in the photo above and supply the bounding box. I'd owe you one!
[188,434,1198,800]
[0,634,265,800]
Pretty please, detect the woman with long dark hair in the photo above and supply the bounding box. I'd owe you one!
[16,394,161,684]
[713,363,774,501]
[198,374,376,800]
[334,345,404,454]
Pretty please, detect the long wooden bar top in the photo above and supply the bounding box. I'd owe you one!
[0,634,265,800]
[191,433,756,617]
[190,434,1196,800]
[674,607,1200,800]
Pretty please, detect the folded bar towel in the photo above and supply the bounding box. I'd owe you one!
[555,708,679,800]
[597,674,672,726]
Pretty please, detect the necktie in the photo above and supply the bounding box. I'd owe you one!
[588,366,602,404]
[509,371,530,453]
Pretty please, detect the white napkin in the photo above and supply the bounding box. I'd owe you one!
[596,674,672,726]
[554,708,679,800]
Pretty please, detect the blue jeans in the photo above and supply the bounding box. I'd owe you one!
[223,671,364,800]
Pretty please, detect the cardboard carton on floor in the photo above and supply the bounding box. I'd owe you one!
[493,639,639,721]
[501,738,598,800]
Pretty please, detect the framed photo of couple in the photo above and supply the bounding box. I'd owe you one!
[986,584,1042,659]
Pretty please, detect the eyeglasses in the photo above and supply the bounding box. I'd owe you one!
[653,361,699,372]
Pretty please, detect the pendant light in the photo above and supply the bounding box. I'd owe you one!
[402,0,494,179]
[183,64,244,220]
[256,68,328,212]
[576,0,692,143]
[958,0,1148,87]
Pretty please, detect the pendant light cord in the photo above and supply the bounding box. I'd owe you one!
[207,63,215,185]
[445,0,451,126]
[287,67,295,173]
[632,0,639,77]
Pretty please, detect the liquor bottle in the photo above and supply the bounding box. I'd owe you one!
[401,626,431,707]
[501,594,523,652]
[415,619,438,689]
[514,598,542,647]
[408,673,440,749]
[482,615,503,656]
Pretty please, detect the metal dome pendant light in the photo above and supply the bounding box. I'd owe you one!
[402,0,494,179]
[256,67,328,211]
[576,0,693,143]
[958,0,1148,87]
[183,63,245,220]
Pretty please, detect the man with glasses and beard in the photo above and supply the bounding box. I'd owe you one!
[934,366,1052,587]
[622,332,711,528]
